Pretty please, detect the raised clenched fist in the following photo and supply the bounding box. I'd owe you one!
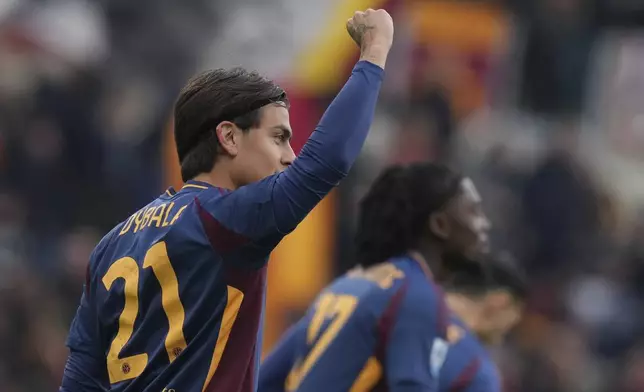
[346,8,394,53]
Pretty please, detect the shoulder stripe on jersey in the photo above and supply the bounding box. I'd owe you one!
[369,281,410,391]
[449,357,482,392]
[376,281,410,361]
[196,198,250,253]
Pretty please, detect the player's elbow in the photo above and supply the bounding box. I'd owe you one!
[297,142,352,183]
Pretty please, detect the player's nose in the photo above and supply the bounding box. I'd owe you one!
[282,143,296,167]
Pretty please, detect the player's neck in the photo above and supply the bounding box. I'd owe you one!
[192,171,237,191]
[411,242,444,279]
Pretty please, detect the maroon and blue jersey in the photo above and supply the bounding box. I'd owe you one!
[439,318,502,392]
[259,255,452,392]
[60,60,384,392]
[259,258,503,392]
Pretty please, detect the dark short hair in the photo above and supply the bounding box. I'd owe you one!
[174,67,288,181]
[442,253,528,302]
[354,163,463,268]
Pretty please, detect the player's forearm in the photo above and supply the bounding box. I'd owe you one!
[298,60,383,177]
[270,60,382,234]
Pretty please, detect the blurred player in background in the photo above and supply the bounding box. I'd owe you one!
[60,8,394,392]
[259,162,491,392]
[438,254,526,391]
[258,253,524,392]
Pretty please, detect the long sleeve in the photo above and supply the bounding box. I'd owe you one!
[199,61,384,259]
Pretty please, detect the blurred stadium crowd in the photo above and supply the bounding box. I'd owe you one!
[1,0,644,391]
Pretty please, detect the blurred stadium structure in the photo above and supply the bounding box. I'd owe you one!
[1,0,644,390]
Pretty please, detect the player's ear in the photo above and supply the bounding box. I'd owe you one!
[215,121,242,157]
[428,211,450,240]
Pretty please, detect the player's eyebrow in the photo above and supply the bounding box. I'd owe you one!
[273,125,293,140]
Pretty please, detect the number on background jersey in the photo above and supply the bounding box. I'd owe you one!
[285,293,358,390]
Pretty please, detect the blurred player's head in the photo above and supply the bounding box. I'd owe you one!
[174,68,295,186]
[443,253,527,345]
[354,163,490,269]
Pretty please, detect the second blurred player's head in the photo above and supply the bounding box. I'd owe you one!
[442,253,526,345]
[174,68,295,187]
[354,163,490,269]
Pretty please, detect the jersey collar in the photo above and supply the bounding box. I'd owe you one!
[181,180,231,194]
[182,180,211,191]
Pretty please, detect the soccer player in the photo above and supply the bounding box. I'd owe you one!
[438,255,526,391]
[258,254,524,392]
[60,8,394,392]
[259,162,492,392]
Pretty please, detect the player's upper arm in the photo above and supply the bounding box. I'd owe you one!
[385,288,447,392]
[259,324,300,392]
[197,165,336,254]
[196,176,286,253]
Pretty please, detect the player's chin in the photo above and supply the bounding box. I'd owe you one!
[464,242,490,261]
[248,169,282,183]
[265,163,287,177]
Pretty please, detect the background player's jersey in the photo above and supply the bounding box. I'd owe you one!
[259,255,451,392]
[439,318,502,392]
[60,61,384,392]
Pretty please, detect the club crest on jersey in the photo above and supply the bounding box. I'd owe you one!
[430,337,449,378]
